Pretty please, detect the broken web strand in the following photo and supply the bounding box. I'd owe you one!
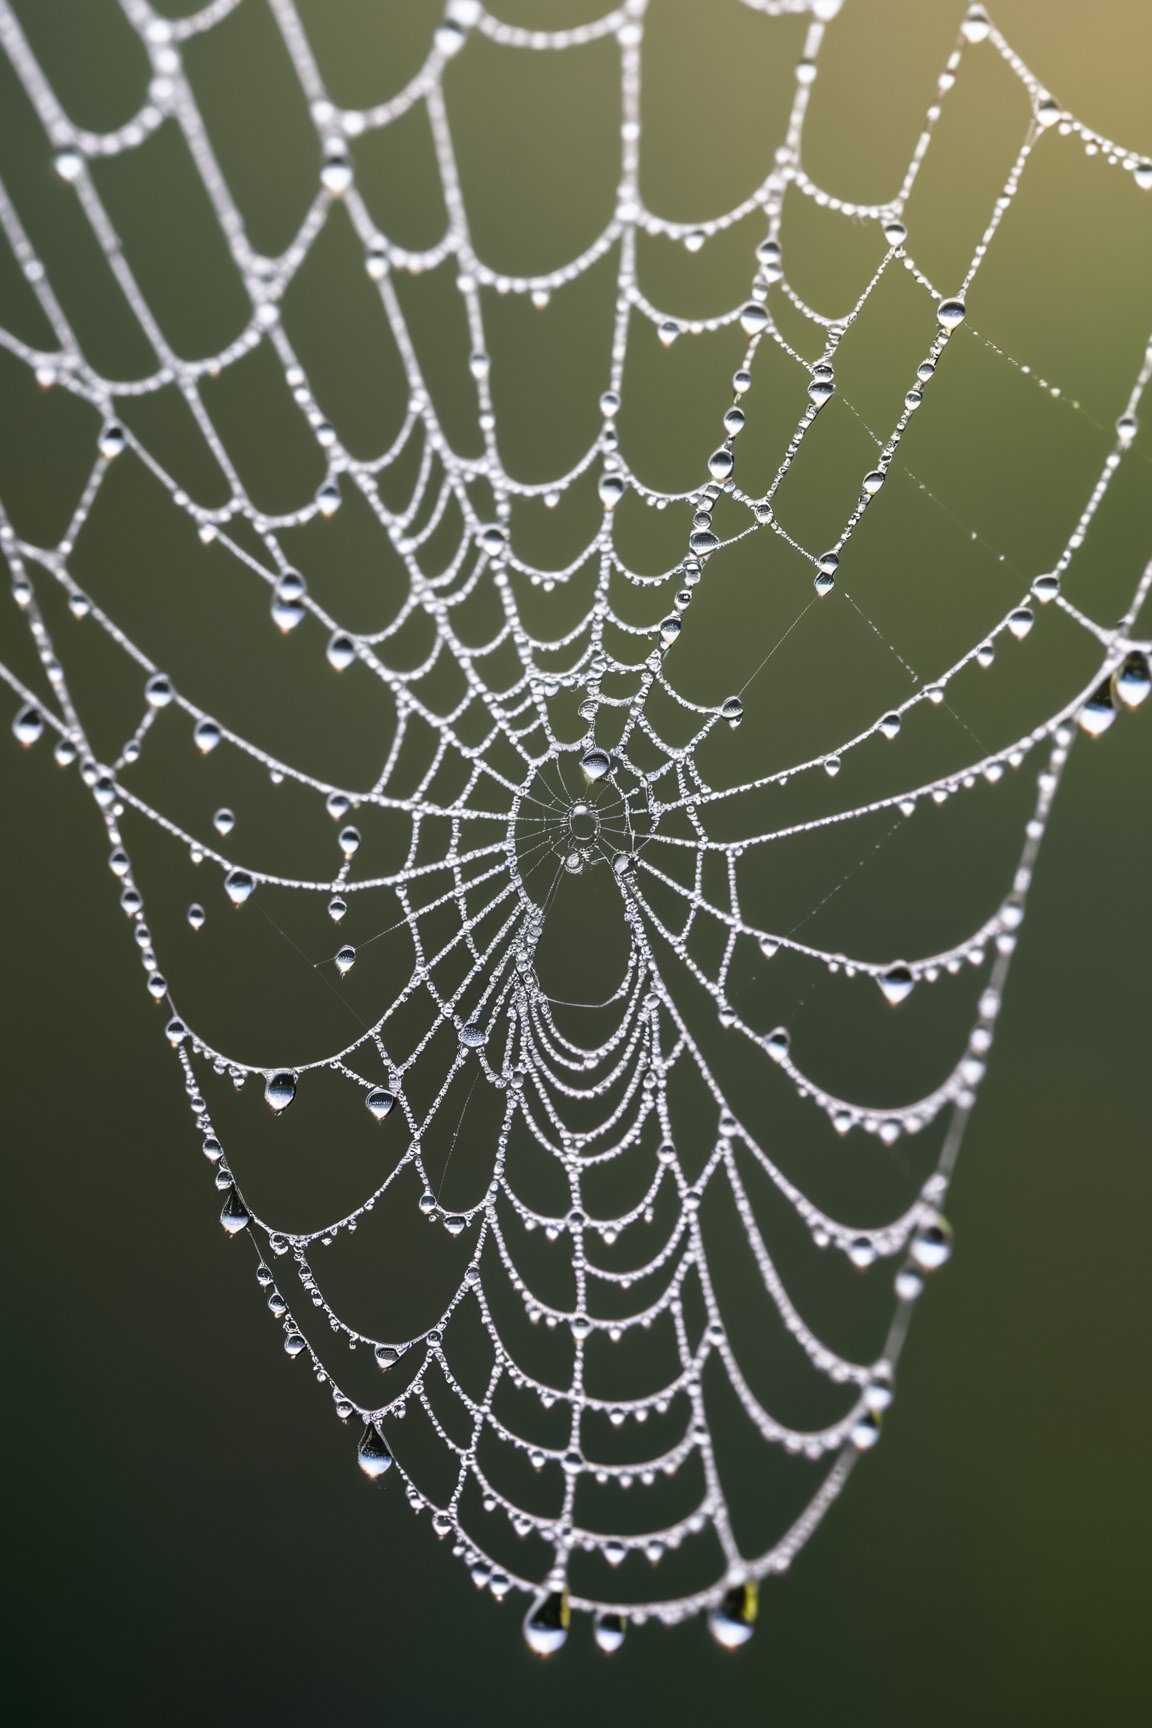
[1,0,1150,1658]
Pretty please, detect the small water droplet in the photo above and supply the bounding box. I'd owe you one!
[327,633,356,671]
[739,301,769,337]
[883,219,907,246]
[1116,413,1138,447]
[193,717,222,753]
[764,1027,790,1062]
[12,705,44,746]
[271,572,307,632]
[334,944,356,976]
[961,6,991,43]
[1007,607,1034,640]
[1077,680,1116,737]
[187,902,205,930]
[879,711,901,740]
[911,1212,953,1271]
[593,1611,626,1653]
[99,423,126,459]
[720,696,743,727]
[598,472,625,508]
[328,895,348,922]
[1113,651,1151,710]
[366,1087,396,1121]
[878,963,915,1006]
[320,151,353,196]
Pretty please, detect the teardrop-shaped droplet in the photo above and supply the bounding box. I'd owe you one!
[878,711,901,740]
[708,447,734,482]
[598,472,625,508]
[1007,606,1034,640]
[659,616,682,647]
[334,944,356,976]
[1113,651,1151,711]
[657,319,681,348]
[523,1589,570,1657]
[193,717,222,754]
[339,825,361,857]
[320,151,353,196]
[883,219,907,246]
[961,5,991,42]
[145,673,174,708]
[738,301,769,336]
[264,1071,296,1113]
[459,1021,487,1049]
[54,147,84,181]
[326,633,356,672]
[220,1185,249,1235]
[720,696,743,727]
[764,1027,790,1062]
[224,868,255,907]
[689,528,719,556]
[593,1611,626,1654]
[271,573,307,632]
[213,807,235,836]
[328,895,348,922]
[12,704,44,746]
[911,1212,953,1271]
[365,1087,396,1122]
[357,1423,393,1480]
[937,297,966,330]
[708,1580,758,1650]
[851,1409,882,1450]
[877,963,915,1006]
[99,422,126,459]
[187,902,206,931]
[581,747,612,782]
[1077,680,1116,737]
[1032,574,1059,603]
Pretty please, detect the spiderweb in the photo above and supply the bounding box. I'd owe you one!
[1,0,1149,1657]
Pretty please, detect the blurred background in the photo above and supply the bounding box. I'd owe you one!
[1,1,1150,1722]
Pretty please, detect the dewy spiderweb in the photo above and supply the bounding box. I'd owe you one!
[1,0,1149,1656]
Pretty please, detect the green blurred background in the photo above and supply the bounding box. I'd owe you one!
[1,1,1150,1722]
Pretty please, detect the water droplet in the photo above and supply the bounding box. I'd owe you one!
[708,1581,757,1650]
[327,633,356,671]
[878,711,901,740]
[599,472,625,508]
[720,696,743,727]
[264,1071,296,1112]
[99,423,126,459]
[689,528,719,556]
[764,1027,790,1062]
[961,5,991,41]
[366,1088,396,1121]
[365,245,388,280]
[459,1021,487,1048]
[1077,680,1116,737]
[851,1410,882,1450]
[739,301,769,337]
[862,469,886,495]
[328,895,348,922]
[581,747,612,781]
[220,1186,249,1234]
[316,481,341,517]
[1007,607,1034,640]
[271,573,307,632]
[194,718,222,753]
[883,219,907,246]
[807,375,835,407]
[145,673,174,707]
[911,1212,953,1271]
[1035,97,1061,129]
[708,447,734,481]
[1114,652,1151,710]
[284,1331,306,1359]
[12,705,44,746]
[480,523,507,556]
[937,297,966,330]
[357,1423,393,1479]
[875,963,914,1007]
[1031,574,1059,603]
[593,1611,626,1654]
[1134,161,1152,192]
[187,902,205,931]
[659,616,682,647]
[334,944,356,976]
[523,1589,570,1657]
[658,319,681,348]
[320,151,353,196]
[339,825,361,857]
[1116,413,1138,447]
[224,869,255,907]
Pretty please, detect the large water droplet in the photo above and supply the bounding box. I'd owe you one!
[937,297,966,330]
[593,1611,626,1654]
[459,1021,487,1048]
[1114,652,1151,710]
[911,1212,953,1271]
[878,963,915,1006]
[581,747,612,782]
[523,1589,570,1657]
[12,705,44,746]
[224,868,255,907]
[708,1580,757,1650]
[194,718,221,754]
[334,944,356,976]
[220,1186,249,1234]
[357,1423,393,1479]
[708,447,734,482]
[264,1071,297,1112]
[327,633,356,672]
[1077,680,1116,737]
[366,1087,396,1121]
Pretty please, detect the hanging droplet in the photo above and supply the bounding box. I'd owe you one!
[862,470,886,495]
[187,902,205,931]
[1032,574,1059,603]
[720,696,743,728]
[220,1186,249,1235]
[1134,161,1152,191]
[145,673,174,707]
[12,705,44,746]
[883,219,907,246]
[224,868,255,907]
[1115,413,1138,446]
[1035,96,1061,129]
[365,1087,396,1122]
[326,633,356,672]
[937,297,966,330]
[54,147,84,181]
[334,944,356,976]
[264,1071,297,1113]
[689,528,719,556]
[708,447,734,482]
[911,1212,953,1271]
[523,1589,570,1657]
[459,1021,487,1049]
[1077,680,1116,737]
[213,807,235,836]
[708,1580,757,1650]
[328,895,348,922]
[1113,652,1151,710]
[320,150,353,196]
[339,825,361,857]
[271,572,307,632]
[1007,607,1034,640]
[851,1410,882,1450]
[879,711,901,740]
[738,301,769,337]
[598,472,625,508]
[581,747,612,782]
[659,616,682,647]
[877,963,915,1006]
[357,1423,393,1479]
[593,1612,626,1654]
[99,423,126,459]
[807,374,835,407]
[658,319,681,348]
[193,717,222,753]
[764,1027,790,1062]
[961,5,991,43]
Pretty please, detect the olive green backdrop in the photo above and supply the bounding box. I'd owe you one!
[1,2,1150,1724]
